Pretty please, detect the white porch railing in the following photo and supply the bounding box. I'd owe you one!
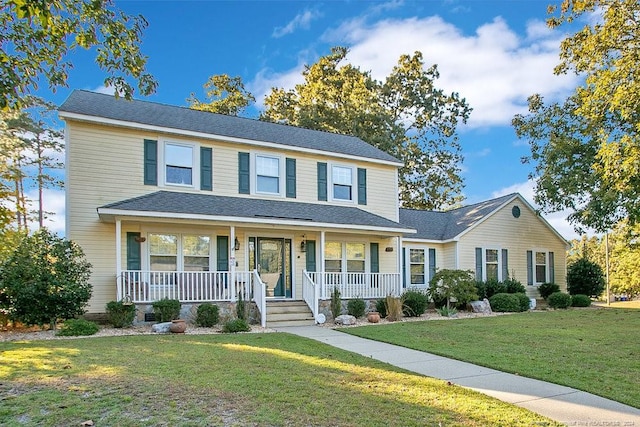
[252,270,267,328]
[306,272,402,300]
[302,270,319,321]
[118,270,253,303]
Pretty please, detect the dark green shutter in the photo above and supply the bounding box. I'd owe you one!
[305,240,316,272]
[200,147,212,191]
[217,236,229,271]
[475,247,483,281]
[238,152,250,194]
[502,249,509,280]
[370,243,379,273]
[527,250,533,285]
[428,248,436,281]
[549,252,555,283]
[286,158,296,198]
[126,232,142,270]
[143,139,157,185]
[357,168,367,205]
[317,162,327,201]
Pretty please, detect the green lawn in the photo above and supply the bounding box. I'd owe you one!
[0,333,559,427]
[342,308,640,408]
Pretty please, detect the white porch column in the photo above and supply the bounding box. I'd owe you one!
[320,230,325,299]
[230,226,237,301]
[397,236,403,296]
[115,218,122,300]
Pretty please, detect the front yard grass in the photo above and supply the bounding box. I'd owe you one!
[0,333,559,426]
[343,308,640,408]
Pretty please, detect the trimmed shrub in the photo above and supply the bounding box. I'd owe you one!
[504,278,526,294]
[330,287,342,319]
[222,318,250,333]
[484,279,507,298]
[538,282,560,300]
[489,293,521,312]
[196,303,220,327]
[548,292,572,309]
[57,318,99,336]
[428,269,478,309]
[567,258,605,297]
[402,290,428,317]
[474,281,488,300]
[152,298,181,322]
[571,294,592,307]
[375,298,387,318]
[106,300,136,328]
[515,293,531,312]
[347,298,366,318]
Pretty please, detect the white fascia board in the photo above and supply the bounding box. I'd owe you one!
[97,207,415,235]
[59,112,404,168]
[402,237,459,244]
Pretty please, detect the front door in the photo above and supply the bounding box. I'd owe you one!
[257,238,292,298]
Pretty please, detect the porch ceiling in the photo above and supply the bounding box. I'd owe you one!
[97,191,416,235]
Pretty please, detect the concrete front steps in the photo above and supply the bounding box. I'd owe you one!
[266,300,316,328]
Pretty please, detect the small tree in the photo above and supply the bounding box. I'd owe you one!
[567,258,605,298]
[0,228,92,329]
[427,269,478,310]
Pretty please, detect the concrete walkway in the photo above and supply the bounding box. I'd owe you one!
[278,325,640,425]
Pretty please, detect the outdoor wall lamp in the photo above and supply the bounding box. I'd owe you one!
[234,237,240,251]
[300,235,306,252]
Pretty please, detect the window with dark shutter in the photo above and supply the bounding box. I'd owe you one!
[143,139,157,185]
[357,168,367,205]
[286,158,296,198]
[200,147,212,191]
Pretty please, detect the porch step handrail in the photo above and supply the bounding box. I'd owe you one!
[307,272,401,300]
[252,270,267,328]
[302,269,319,321]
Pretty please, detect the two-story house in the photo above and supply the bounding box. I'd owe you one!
[59,90,415,327]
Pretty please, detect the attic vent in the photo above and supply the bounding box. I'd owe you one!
[144,312,156,322]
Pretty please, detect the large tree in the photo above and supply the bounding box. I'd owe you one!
[261,47,471,210]
[513,0,640,232]
[188,74,255,116]
[1,0,157,110]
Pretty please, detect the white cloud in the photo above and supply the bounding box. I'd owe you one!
[252,14,581,128]
[272,9,322,38]
[21,187,66,236]
[90,85,116,95]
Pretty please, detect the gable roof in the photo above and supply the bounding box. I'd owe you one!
[400,193,567,244]
[58,90,401,166]
[98,191,414,234]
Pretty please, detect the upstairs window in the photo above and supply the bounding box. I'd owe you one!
[256,155,280,194]
[165,143,193,186]
[332,166,353,201]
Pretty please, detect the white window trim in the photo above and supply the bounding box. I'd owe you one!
[159,139,200,189]
[143,231,214,273]
[480,247,504,282]
[251,152,284,197]
[404,245,436,287]
[324,240,369,273]
[533,249,551,285]
[329,163,356,203]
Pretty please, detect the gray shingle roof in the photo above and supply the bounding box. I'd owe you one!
[58,90,401,164]
[399,193,518,240]
[99,191,413,232]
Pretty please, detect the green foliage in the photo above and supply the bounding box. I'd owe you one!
[56,318,99,336]
[436,306,458,317]
[152,298,181,323]
[1,0,157,110]
[548,292,572,309]
[484,279,506,298]
[0,228,92,329]
[105,300,136,328]
[196,303,220,327]
[188,74,255,116]
[236,292,247,321]
[346,298,366,318]
[567,258,605,297]
[330,287,342,319]
[402,290,428,317]
[428,269,478,309]
[222,318,250,333]
[489,293,522,313]
[538,282,561,300]
[571,294,592,307]
[375,298,387,318]
[475,278,525,299]
[261,47,471,210]
[384,296,403,322]
[515,293,531,312]
[503,278,526,294]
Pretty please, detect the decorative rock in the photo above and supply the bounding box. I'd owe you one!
[334,314,357,325]
[470,298,492,314]
[151,322,172,333]
[169,319,187,333]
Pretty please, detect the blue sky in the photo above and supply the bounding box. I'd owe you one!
[38,0,585,239]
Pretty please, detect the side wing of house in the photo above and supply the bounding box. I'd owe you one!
[456,197,568,298]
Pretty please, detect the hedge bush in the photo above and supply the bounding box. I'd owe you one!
[489,293,521,312]
[567,258,605,297]
[106,300,136,328]
[538,282,560,300]
[222,318,250,333]
[504,278,526,294]
[402,290,428,317]
[152,298,181,322]
[548,292,572,309]
[347,298,366,318]
[196,303,220,327]
[375,298,387,318]
[57,318,99,336]
[515,293,531,312]
[571,294,592,307]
